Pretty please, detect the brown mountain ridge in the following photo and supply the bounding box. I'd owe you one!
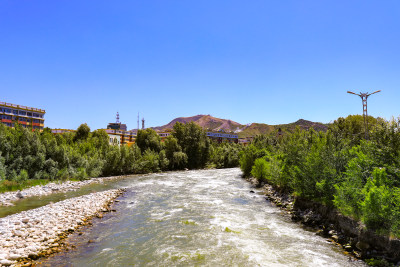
[152,115,328,138]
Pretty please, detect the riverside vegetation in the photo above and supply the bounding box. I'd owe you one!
[240,115,400,240]
[0,121,242,192]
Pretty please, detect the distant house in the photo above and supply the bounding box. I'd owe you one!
[158,132,171,142]
[104,112,135,146]
[104,128,136,146]
[52,129,76,134]
[206,131,238,143]
[107,133,121,146]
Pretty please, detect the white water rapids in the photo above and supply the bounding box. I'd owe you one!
[40,168,365,266]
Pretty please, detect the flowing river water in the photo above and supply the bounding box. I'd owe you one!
[34,168,364,266]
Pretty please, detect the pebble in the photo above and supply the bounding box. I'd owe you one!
[0,175,125,206]
[0,189,122,265]
[0,259,13,266]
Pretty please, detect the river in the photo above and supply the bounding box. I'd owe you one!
[38,168,364,266]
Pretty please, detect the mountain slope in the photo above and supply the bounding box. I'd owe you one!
[152,115,242,132]
[152,115,328,138]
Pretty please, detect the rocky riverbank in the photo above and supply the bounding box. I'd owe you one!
[0,189,125,266]
[250,178,400,266]
[0,176,127,207]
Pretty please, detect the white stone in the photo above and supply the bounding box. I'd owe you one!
[0,259,14,266]
[7,253,21,260]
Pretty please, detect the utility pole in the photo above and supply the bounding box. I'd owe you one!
[347,90,381,139]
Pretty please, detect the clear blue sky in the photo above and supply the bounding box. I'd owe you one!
[1,1,399,130]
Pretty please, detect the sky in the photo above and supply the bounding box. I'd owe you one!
[1,1,399,130]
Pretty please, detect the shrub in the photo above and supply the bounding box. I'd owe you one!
[16,169,29,182]
[251,158,268,182]
[76,167,88,181]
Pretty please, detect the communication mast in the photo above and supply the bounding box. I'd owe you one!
[347,90,381,139]
[137,112,139,131]
[142,117,145,129]
[116,112,120,123]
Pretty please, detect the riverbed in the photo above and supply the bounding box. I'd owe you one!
[37,168,364,266]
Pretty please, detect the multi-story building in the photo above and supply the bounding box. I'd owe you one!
[238,137,251,146]
[107,132,121,146]
[107,122,127,131]
[104,128,136,146]
[158,131,171,142]
[51,129,76,134]
[0,101,45,131]
[206,130,239,143]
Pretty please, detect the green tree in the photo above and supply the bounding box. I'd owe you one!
[74,123,91,142]
[251,158,268,182]
[136,128,162,153]
[172,122,209,169]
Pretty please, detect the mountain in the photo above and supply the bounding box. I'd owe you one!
[152,115,329,138]
[152,115,243,133]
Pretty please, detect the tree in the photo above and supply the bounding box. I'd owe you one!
[172,122,209,169]
[74,123,91,142]
[135,128,161,153]
[251,158,268,182]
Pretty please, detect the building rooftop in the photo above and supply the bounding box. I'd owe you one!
[0,101,45,113]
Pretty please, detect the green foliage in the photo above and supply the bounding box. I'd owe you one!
[74,123,91,142]
[239,145,258,177]
[138,149,160,173]
[164,136,186,170]
[209,143,241,169]
[0,179,49,193]
[57,168,70,180]
[158,150,170,171]
[240,115,400,237]
[392,188,400,237]
[0,120,242,192]
[16,169,29,182]
[251,158,268,182]
[173,122,210,169]
[136,128,162,153]
[76,167,88,180]
[171,151,188,170]
[0,154,6,181]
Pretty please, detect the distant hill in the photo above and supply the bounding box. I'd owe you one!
[151,115,329,138]
[152,115,243,133]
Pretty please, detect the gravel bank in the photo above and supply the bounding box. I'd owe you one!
[0,189,124,266]
[0,176,126,207]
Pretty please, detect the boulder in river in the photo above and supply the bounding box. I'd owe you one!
[16,191,27,199]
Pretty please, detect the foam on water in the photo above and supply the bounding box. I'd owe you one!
[39,168,365,267]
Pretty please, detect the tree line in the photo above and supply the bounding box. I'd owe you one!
[239,115,400,237]
[0,122,242,189]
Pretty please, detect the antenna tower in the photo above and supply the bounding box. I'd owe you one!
[142,117,145,129]
[116,112,120,123]
[137,112,139,131]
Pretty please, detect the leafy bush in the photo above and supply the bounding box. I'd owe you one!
[239,115,400,237]
[76,167,88,180]
[16,169,29,182]
[251,158,268,182]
